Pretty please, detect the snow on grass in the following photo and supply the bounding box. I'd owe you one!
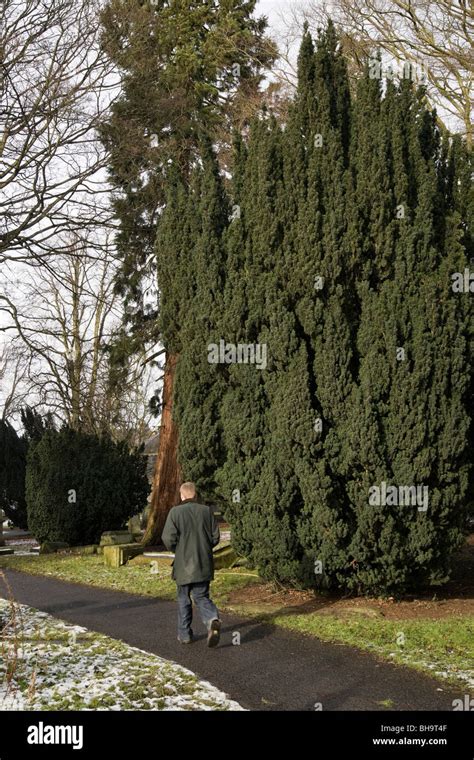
[0,599,244,711]
[387,651,474,691]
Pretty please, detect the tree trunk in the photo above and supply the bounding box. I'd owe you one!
[143,352,181,546]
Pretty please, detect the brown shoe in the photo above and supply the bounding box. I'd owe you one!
[207,619,221,648]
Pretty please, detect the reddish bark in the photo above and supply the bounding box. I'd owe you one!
[143,352,181,546]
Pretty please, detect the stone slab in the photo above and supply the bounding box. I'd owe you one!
[100,531,134,547]
[103,543,144,568]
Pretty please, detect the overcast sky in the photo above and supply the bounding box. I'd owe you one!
[258,0,291,25]
[257,0,298,42]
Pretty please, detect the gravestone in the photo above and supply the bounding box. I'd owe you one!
[103,543,144,568]
[100,531,134,546]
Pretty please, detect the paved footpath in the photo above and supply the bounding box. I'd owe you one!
[0,569,462,711]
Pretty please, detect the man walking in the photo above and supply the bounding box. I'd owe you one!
[162,481,222,647]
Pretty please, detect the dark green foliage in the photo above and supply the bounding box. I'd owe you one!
[215,115,313,582]
[26,428,149,546]
[152,21,473,594]
[0,420,28,528]
[443,135,474,521]
[228,27,471,593]
[0,409,57,529]
[289,24,356,588]
[169,139,231,504]
[21,406,56,443]
[339,83,471,593]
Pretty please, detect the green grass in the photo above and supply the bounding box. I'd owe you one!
[376,699,395,709]
[267,610,474,688]
[0,553,260,605]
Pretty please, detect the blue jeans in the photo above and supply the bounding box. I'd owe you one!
[177,582,219,642]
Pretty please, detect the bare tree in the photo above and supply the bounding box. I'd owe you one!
[285,0,473,144]
[0,342,29,420]
[0,237,156,442]
[0,0,118,266]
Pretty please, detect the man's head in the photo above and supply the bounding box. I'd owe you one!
[180,481,196,501]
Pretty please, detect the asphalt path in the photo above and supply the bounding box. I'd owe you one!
[0,568,462,711]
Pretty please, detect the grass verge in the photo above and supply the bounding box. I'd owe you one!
[0,553,260,605]
[269,610,473,690]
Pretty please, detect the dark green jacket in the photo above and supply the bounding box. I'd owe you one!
[162,499,220,585]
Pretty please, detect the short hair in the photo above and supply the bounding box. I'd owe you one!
[180,481,196,500]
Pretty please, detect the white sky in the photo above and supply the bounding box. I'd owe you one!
[258,0,300,56]
[258,0,293,28]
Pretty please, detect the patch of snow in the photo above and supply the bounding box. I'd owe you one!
[0,599,244,711]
